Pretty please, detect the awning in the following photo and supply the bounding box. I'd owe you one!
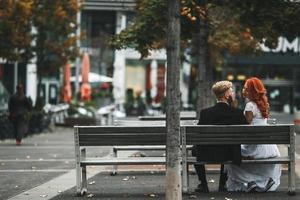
[83,0,136,11]
[71,72,113,83]
[225,53,300,65]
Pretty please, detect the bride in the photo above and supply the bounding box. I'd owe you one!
[225,77,281,192]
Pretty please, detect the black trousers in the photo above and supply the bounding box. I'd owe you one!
[192,145,229,189]
[194,163,227,190]
[11,118,28,141]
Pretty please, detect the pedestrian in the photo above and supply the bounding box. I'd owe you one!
[8,83,32,145]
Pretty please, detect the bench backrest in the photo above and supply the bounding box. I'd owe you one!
[75,126,167,146]
[183,124,294,145]
[75,124,294,147]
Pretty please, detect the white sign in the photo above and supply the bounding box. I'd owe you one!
[260,37,300,53]
[0,58,7,64]
[80,47,100,56]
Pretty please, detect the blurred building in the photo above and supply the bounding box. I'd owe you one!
[1,0,171,109]
[0,1,298,114]
[0,60,28,111]
[79,0,189,111]
[224,36,300,114]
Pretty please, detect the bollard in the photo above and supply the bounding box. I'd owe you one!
[107,112,114,125]
[294,111,300,133]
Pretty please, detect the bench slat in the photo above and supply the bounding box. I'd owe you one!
[186,132,289,136]
[78,133,166,146]
[113,145,166,151]
[80,156,290,166]
[78,133,166,137]
[77,126,166,134]
[187,156,291,164]
[187,137,290,144]
[186,136,289,141]
[186,141,289,145]
[79,141,167,146]
[113,145,193,151]
[81,157,166,166]
[186,132,290,137]
[185,125,291,134]
[79,137,166,146]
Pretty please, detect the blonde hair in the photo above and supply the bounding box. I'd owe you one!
[212,81,232,99]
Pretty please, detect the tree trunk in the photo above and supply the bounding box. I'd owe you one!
[196,7,210,118]
[36,60,41,104]
[205,62,214,107]
[36,67,44,108]
[165,0,181,199]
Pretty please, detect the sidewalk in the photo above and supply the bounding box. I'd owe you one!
[0,127,111,200]
[52,171,300,200]
[10,148,300,200]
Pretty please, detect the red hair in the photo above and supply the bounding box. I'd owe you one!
[245,77,269,118]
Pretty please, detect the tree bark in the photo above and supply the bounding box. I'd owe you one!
[196,6,210,118]
[165,0,181,199]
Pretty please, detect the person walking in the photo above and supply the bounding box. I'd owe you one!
[8,83,32,145]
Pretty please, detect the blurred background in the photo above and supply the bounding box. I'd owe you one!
[0,0,300,136]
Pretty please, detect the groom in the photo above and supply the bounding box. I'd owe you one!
[193,80,248,193]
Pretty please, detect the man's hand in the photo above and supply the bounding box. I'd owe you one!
[230,99,239,108]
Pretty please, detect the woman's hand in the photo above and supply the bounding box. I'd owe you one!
[244,111,253,124]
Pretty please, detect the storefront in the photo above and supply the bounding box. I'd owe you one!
[124,59,167,103]
[224,37,300,113]
[81,10,116,76]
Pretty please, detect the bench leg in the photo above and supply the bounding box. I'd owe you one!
[76,162,82,196]
[288,131,296,196]
[182,160,188,193]
[183,164,190,193]
[75,145,82,195]
[76,148,87,196]
[82,165,87,195]
[181,127,188,193]
[288,162,296,195]
[111,148,118,176]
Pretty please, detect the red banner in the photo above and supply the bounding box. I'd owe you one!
[154,64,165,103]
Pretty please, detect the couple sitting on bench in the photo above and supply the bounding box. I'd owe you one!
[193,78,281,193]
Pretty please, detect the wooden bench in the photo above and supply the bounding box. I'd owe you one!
[181,125,296,195]
[74,126,167,196]
[74,124,296,196]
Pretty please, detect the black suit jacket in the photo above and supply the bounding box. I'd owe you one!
[193,102,248,165]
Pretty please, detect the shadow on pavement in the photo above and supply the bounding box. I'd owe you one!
[51,171,299,200]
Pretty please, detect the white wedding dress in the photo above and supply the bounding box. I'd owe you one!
[225,101,282,192]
